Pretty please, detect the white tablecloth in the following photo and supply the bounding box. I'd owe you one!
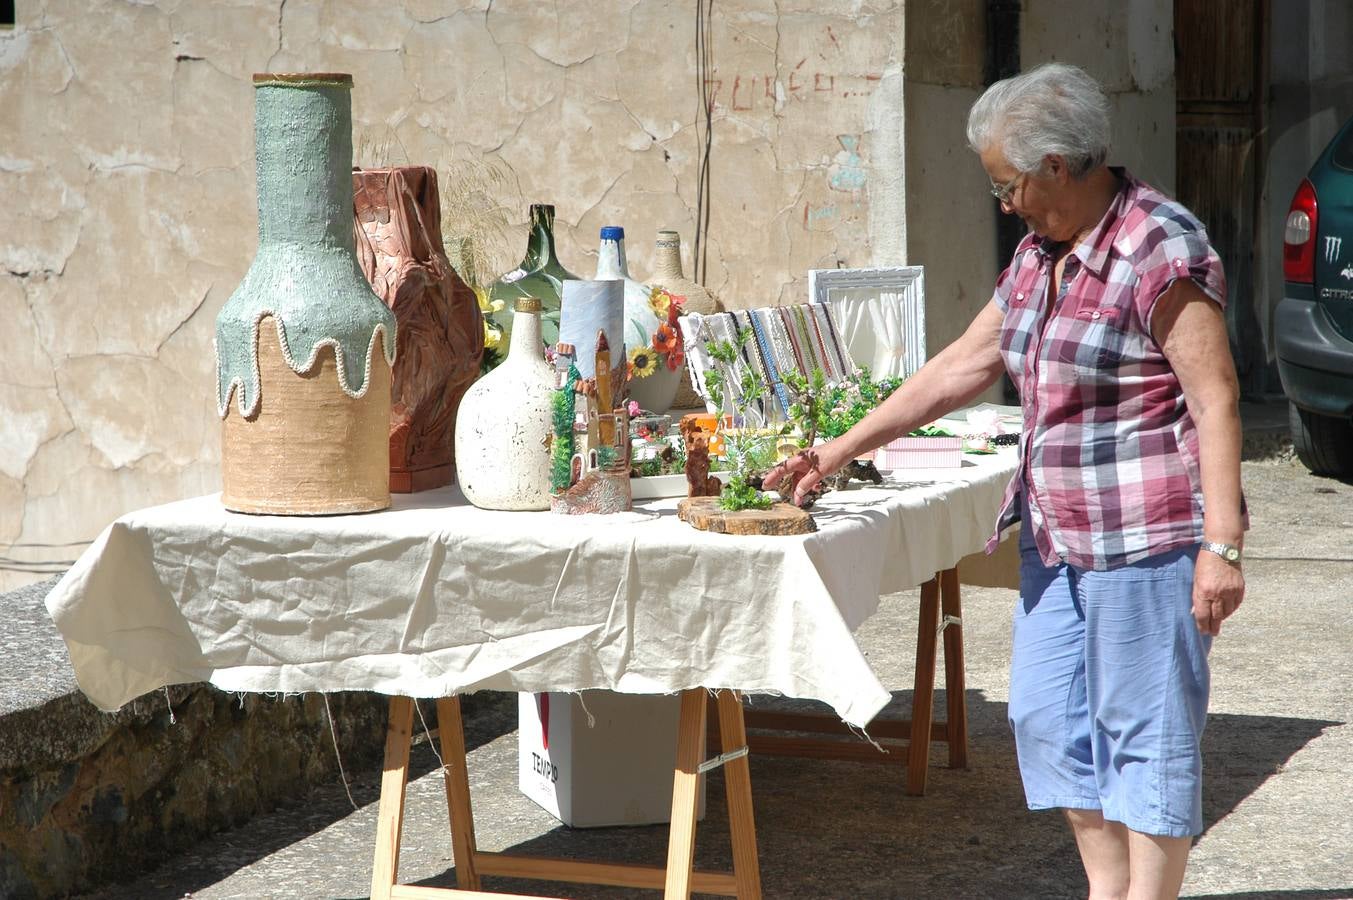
[45,449,1017,728]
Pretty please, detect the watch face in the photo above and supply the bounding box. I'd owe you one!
[1224,546,1240,562]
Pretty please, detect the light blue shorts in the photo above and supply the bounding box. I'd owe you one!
[1009,524,1211,838]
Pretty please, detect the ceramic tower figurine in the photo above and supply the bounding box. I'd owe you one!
[353,165,484,493]
[595,226,680,413]
[490,204,578,347]
[215,73,397,515]
[454,297,556,510]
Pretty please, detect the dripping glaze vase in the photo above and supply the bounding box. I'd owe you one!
[215,73,397,515]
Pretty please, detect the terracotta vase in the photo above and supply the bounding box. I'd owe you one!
[490,204,578,347]
[453,298,555,510]
[216,73,396,515]
[353,166,484,493]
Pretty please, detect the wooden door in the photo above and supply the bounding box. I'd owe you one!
[1174,0,1270,394]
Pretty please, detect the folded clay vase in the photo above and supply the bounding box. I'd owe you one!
[353,166,484,492]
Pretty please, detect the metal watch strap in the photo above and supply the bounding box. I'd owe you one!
[1200,540,1242,563]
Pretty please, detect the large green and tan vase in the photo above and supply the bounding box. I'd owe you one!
[215,73,397,515]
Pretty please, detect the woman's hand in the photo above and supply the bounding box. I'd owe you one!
[1192,550,1244,636]
[762,440,849,507]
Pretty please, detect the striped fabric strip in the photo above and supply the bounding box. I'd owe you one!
[745,309,791,416]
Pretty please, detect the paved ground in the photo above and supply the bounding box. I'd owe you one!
[65,452,1352,900]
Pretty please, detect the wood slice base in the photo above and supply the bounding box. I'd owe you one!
[677,496,816,535]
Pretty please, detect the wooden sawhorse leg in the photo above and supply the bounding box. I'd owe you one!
[732,568,970,797]
[370,690,762,899]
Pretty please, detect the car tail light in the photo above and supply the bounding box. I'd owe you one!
[1283,178,1318,284]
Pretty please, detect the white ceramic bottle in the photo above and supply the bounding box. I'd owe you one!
[596,226,679,412]
[454,298,555,510]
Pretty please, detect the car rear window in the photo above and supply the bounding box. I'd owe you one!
[1333,121,1353,171]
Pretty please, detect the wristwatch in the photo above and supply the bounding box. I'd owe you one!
[1200,540,1242,564]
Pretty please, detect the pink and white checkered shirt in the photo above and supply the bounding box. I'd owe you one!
[985,170,1229,571]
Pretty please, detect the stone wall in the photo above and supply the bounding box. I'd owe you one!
[0,0,910,585]
[0,684,393,899]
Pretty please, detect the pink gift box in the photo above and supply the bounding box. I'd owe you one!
[875,436,963,469]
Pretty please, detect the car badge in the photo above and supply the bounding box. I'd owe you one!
[1326,235,1343,264]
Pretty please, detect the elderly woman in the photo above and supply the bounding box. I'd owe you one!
[767,63,1245,896]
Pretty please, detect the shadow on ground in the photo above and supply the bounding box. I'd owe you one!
[367,692,1340,900]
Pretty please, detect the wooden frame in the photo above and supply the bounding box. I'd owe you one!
[808,265,926,381]
[370,689,762,900]
[723,566,967,796]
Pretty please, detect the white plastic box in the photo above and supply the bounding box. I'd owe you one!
[517,691,706,827]
[875,435,964,469]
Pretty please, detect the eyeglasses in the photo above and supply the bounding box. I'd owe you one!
[990,171,1026,206]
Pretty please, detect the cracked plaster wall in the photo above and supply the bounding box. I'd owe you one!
[0,0,910,586]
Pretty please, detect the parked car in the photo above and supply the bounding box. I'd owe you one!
[1277,114,1353,477]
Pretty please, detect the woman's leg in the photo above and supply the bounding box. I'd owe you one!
[1064,809,1130,899]
[1010,538,1128,894]
[1126,831,1191,900]
[1081,545,1211,897]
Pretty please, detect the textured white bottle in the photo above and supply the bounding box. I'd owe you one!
[454,300,555,510]
[596,226,680,413]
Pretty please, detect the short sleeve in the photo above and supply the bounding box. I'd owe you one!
[1137,226,1227,333]
[991,236,1040,314]
[991,263,1017,313]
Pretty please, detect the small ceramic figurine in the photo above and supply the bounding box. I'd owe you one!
[548,327,633,515]
[680,416,722,498]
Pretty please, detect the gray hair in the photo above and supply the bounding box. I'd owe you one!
[966,63,1111,178]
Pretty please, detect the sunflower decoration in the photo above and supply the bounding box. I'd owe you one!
[628,345,658,380]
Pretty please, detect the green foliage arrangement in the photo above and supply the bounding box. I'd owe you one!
[549,364,580,492]
[702,330,778,512]
[782,365,906,446]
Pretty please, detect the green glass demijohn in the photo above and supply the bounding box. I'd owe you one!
[489,203,578,347]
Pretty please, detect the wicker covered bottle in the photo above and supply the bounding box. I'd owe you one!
[644,230,720,316]
[215,73,396,515]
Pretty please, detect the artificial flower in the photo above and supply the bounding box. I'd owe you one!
[628,346,657,378]
[666,348,685,371]
[648,286,675,318]
[483,322,502,350]
[652,322,679,355]
[627,399,642,417]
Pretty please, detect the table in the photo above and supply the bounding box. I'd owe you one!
[45,447,1017,898]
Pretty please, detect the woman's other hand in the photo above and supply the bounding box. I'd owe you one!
[1192,550,1244,636]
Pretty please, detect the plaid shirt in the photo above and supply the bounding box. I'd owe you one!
[985,170,1229,571]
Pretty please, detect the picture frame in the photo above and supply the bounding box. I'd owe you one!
[808,265,927,380]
